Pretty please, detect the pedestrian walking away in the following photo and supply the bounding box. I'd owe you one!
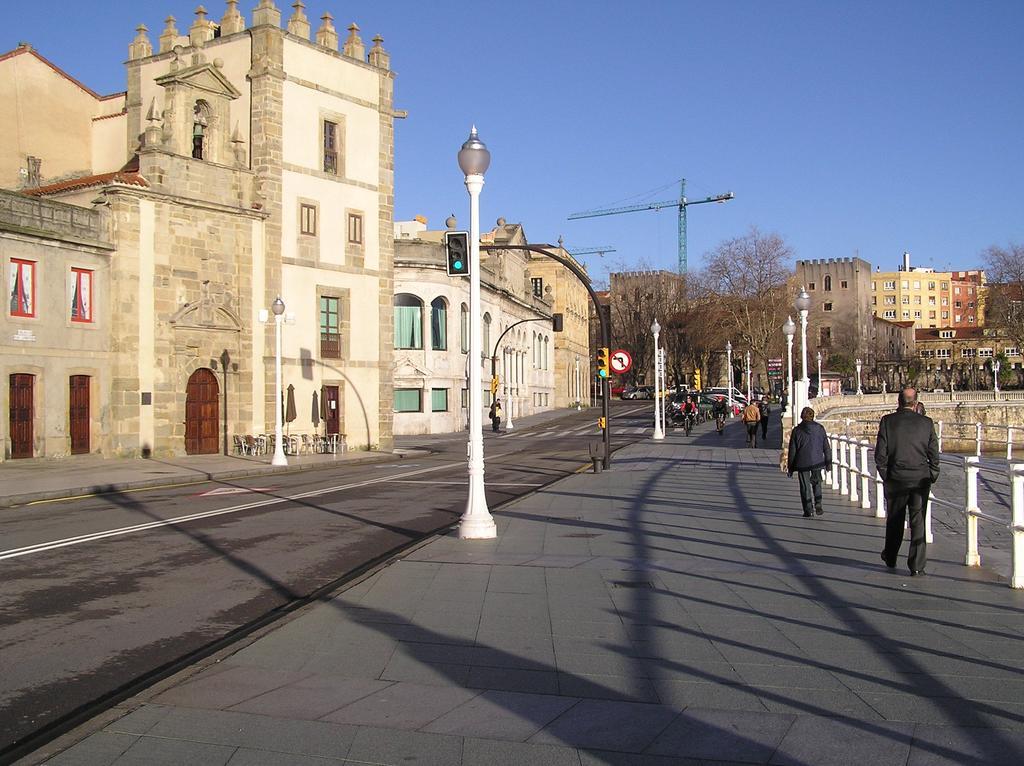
[742,400,761,447]
[489,400,502,433]
[757,396,771,441]
[875,386,940,576]
[787,406,831,517]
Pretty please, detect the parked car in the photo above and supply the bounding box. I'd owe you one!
[623,385,654,400]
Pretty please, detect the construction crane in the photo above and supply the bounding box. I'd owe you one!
[568,178,733,274]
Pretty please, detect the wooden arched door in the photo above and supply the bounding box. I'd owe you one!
[185,368,219,455]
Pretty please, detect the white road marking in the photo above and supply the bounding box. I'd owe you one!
[0,462,461,562]
[197,487,276,497]
[387,480,543,486]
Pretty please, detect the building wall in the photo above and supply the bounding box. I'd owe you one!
[796,257,872,358]
[0,45,126,190]
[0,190,114,460]
[526,246,591,407]
[393,228,556,436]
[871,268,984,329]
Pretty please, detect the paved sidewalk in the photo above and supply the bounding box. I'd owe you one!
[31,421,1024,765]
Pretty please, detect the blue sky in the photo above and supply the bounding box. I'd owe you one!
[6,1,1022,282]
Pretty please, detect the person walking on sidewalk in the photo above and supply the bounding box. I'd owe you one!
[489,399,502,433]
[757,396,771,442]
[787,406,832,517]
[875,386,940,576]
[742,400,761,447]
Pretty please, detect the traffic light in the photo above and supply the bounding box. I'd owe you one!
[693,368,702,391]
[595,347,610,378]
[598,416,607,429]
[444,231,470,276]
[490,377,499,395]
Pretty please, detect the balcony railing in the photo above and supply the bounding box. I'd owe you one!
[320,333,341,358]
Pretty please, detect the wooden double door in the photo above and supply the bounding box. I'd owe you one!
[70,375,90,454]
[324,385,340,435]
[185,368,220,455]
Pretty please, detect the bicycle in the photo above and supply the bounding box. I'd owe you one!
[683,413,695,436]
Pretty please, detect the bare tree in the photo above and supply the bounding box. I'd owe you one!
[982,242,1024,348]
[606,269,686,385]
[702,227,795,386]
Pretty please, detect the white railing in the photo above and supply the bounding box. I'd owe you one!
[819,416,1018,460]
[825,432,1024,589]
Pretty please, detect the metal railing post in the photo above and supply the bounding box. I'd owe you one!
[875,469,886,518]
[937,420,943,453]
[1011,463,1024,589]
[839,437,849,496]
[976,422,983,457]
[964,456,980,567]
[1008,426,1015,461]
[860,440,871,509]
[848,437,859,504]
[830,434,840,488]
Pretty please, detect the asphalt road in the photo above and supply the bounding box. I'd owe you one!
[0,402,654,756]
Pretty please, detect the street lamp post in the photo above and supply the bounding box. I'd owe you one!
[794,287,811,419]
[745,350,752,402]
[994,359,1001,394]
[457,127,496,540]
[816,351,823,398]
[575,355,581,409]
[270,296,288,466]
[660,347,668,433]
[652,319,664,440]
[783,317,796,427]
[726,340,734,417]
[856,358,863,395]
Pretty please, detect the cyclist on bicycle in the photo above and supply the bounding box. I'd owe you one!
[712,396,728,433]
[681,395,699,434]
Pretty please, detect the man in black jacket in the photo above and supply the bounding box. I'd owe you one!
[787,407,832,517]
[875,386,940,575]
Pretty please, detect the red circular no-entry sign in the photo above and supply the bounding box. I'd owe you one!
[610,349,633,374]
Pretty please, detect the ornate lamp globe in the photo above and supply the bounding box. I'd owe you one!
[651,319,660,335]
[782,317,795,338]
[271,296,285,316]
[457,126,491,176]
[794,287,811,313]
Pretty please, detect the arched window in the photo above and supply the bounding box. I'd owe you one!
[394,293,423,349]
[192,101,210,160]
[544,336,550,370]
[824,275,832,292]
[460,303,469,353]
[430,297,447,351]
[483,312,492,355]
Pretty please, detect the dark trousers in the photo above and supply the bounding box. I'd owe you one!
[883,480,930,571]
[760,415,769,440]
[798,469,822,514]
[491,417,500,433]
[745,423,758,447]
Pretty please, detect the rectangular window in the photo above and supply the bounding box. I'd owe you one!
[871,296,877,305]
[884,281,896,290]
[885,296,896,305]
[431,388,449,412]
[394,388,422,412]
[9,259,35,317]
[823,302,833,312]
[955,286,961,294]
[808,282,816,291]
[941,297,948,306]
[941,311,949,319]
[840,280,848,289]
[914,296,921,304]
[70,267,93,323]
[913,280,921,289]
[872,282,877,291]
[955,314,962,323]
[961,348,974,358]
[954,300,962,309]
[901,280,909,289]
[929,311,936,319]
[902,311,910,318]
[914,310,922,319]
[928,296,936,305]
[819,326,832,344]
[320,296,341,358]
[941,281,948,290]
[461,388,468,408]
[901,296,910,304]
[928,281,936,290]
[884,310,896,319]
[940,330,954,339]
[936,349,950,358]
[323,120,338,174]
[978,348,993,358]
[532,277,543,297]
[347,213,363,245]
[1005,347,1020,358]
[300,203,317,236]
[968,301,974,309]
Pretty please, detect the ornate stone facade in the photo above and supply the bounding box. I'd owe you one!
[1,1,396,458]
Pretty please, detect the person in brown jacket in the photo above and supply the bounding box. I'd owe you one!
[742,400,761,447]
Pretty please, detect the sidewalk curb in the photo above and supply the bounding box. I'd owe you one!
[0,451,403,510]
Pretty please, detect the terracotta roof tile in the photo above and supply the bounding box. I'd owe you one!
[24,170,148,197]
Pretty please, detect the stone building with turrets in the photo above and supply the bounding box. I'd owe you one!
[0,1,397,459]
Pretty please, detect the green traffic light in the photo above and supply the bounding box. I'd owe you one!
[599,370,607,378]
